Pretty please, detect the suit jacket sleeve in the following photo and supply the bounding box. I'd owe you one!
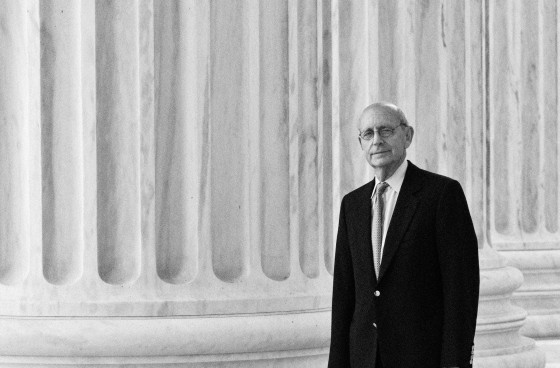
[328,196,355,368]
[436,180,480,368]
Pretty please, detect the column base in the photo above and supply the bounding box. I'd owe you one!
[0,351,328,367]
[475,339,547,368]
[522,312,560,338]
[501,250,560,339]
[474,247,546,368]
[0,310,330,367]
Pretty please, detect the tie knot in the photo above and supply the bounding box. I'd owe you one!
[376,182,389,197]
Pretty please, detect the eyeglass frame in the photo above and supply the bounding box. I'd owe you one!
[358,123,408,142]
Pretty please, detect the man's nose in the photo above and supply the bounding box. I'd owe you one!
[372,132,384,145]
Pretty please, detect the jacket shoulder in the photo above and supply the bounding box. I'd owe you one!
[410,163,460,189]
[341,180,373,204]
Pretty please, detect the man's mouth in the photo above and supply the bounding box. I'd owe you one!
[372,150,389,155]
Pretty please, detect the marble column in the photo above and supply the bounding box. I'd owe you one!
[486,0,560,361]
[0,0,31,287]
[0,0,333,366]
[41,0,84,286]
[96,0,142,286]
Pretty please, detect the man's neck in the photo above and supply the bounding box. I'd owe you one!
[373,157,406,182]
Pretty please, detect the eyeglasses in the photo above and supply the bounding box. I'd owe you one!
[358,124,406,141]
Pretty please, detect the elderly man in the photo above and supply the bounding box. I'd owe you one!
[328,102,479,368]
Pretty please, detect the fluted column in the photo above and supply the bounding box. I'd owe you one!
[0,0,31,287]
[155,0,200,284]
[261,0,290,279]
[487,0,560,349]
[0,1,333,366]
[41,0,84,286]
[96,0,142,285]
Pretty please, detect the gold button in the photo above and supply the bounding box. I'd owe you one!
[373,323,377,328]
[374,290,380,297]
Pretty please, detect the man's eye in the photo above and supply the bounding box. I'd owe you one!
[379,128,392,136]
[362,131,374,140]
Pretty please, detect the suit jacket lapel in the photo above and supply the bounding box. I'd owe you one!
[377,162,423,283]
[350,179,377,286]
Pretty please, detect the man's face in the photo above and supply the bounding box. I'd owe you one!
[358,108,413,172]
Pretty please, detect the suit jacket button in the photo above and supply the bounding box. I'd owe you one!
[373,323,377,328]
[374,290,380,297]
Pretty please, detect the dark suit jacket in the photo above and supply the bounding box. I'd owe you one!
[328,161,479,368]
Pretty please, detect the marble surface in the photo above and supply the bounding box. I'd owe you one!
[96,0,142,285]
[0,0,334,317]
[40,0,84,286]
[504,250,560,338]
[154,0,200,284]
[538,339,560,368]
[475,247,545,367]
[488,0,559,249]
[0,0,30,286]
[0,310,330,365]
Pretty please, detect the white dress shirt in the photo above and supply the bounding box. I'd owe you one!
[371,159,408,260]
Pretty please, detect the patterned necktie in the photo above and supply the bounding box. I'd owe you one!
[372,182,389,277]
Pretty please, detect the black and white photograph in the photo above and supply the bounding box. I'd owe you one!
[0,0,558,367]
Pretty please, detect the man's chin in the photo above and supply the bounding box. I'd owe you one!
[368,156,392,167]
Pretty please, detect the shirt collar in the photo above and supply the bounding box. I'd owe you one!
[371,160,408,198]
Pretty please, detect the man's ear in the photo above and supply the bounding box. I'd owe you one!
[405,126,414,148]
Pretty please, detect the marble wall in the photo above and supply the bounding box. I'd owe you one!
[0,0,557,366]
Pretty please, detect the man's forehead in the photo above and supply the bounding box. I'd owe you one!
[360,108,400,128]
